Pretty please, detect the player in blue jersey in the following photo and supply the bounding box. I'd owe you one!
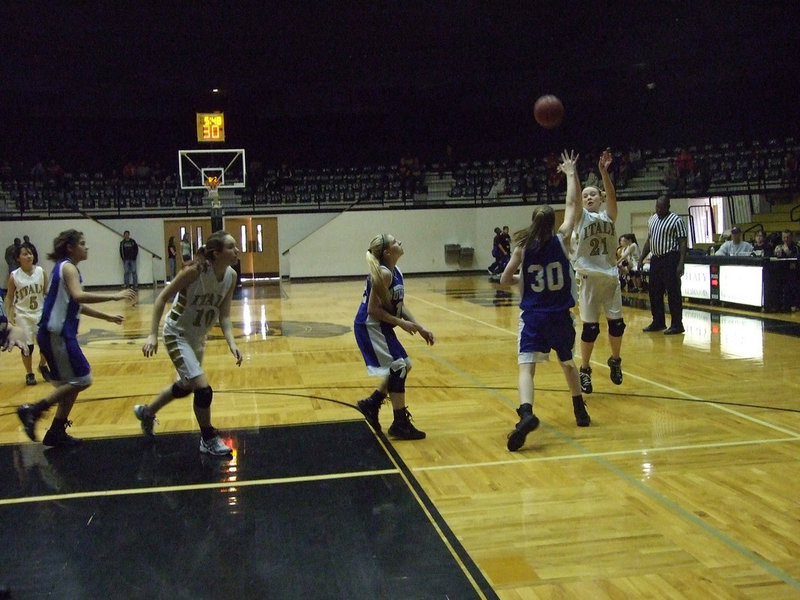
[135,230,242,456]
[16,229,136,447]
[354,233,434,439]
[499,151,590,451]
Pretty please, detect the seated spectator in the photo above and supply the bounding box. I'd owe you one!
[662,159,680,192]
[610,150,629,188]
[31,160,47,180]
[692,156,710,194]
[750,230,773,257]
[774,229,799,258]
[714,227,754,256]
[627,146,644,175]
[675,147,694,189]
[781,151,798,189]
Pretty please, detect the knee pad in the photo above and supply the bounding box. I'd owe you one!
[171,382,192,398]
[608,318,626,337]
[193,385,213,409]
[387,367,407,394]
[581,322,601,343]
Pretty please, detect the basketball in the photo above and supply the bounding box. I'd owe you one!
[533,95,564,129]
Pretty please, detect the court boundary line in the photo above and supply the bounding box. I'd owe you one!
[374,430,500,600]
[0,467,399,507]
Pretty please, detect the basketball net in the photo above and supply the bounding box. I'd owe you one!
[205,178,221,209]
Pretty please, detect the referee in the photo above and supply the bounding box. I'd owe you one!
[640,195,687,334]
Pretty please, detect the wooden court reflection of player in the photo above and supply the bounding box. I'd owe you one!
[135,230,243,456]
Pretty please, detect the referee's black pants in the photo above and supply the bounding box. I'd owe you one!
[648,251,683,327]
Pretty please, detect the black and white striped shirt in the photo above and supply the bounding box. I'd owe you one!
[647,212,687,256]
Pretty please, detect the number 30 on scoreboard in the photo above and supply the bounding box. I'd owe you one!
[196,112,225,142]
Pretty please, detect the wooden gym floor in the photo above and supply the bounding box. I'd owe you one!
[1,274,798,599]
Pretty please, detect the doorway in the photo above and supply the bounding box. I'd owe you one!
[224,216,279,278]
[163,218,214,280]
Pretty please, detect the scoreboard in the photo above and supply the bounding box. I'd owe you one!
[196,112,225,143]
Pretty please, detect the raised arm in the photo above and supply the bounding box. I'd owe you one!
[557,149,580,238]
[598,150,617,221]
[63,263,136,305]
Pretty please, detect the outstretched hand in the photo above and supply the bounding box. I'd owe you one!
[557,150,579,176]
[117,288,138,303]
[419,327,435,346]
[598,149,613,172]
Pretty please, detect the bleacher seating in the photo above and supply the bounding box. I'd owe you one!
[2,137,800,219]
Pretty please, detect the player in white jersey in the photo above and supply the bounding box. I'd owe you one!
[569,150,625,394]
[136,230,242,456]
[4,243,49,385]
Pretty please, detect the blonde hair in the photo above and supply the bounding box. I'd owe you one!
[512,205,555,251]
[366,233,392,304]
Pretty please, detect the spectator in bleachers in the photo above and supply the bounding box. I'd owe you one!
[613,150,630,188]
[0,160,12,181]
[30,160,47,180]
[135,160,152,181]
[45,159,64,182]
[750,230,773,257]
[692,156,711,194]
[627,146,644,175]
[781,151,798,189]
[398,156,416,199]
[122,161,137,179]
[277,163,294,190]
[544,152,564,202]
[675,148,694,190]
[714,226,753,256]
[662,159,680,193]
[439,144,456,177]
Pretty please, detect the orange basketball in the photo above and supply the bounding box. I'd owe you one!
[533,95,564,129]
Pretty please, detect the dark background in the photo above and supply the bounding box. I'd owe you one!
[2,2,799,173]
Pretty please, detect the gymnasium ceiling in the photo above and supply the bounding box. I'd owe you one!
[3,2,798,165]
